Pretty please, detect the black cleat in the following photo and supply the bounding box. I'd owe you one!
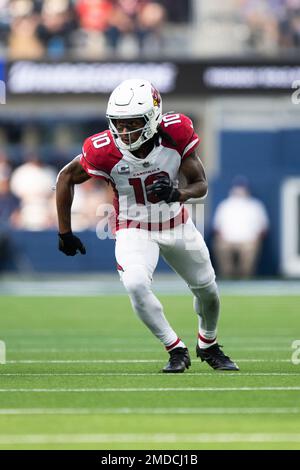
[196,343,239,371]
[162,347,191,373]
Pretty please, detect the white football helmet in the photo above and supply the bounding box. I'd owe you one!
[106,79,162,151]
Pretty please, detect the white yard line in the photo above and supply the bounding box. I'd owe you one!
[8,349,160,353]
[0,372,300,377]
[7,347,291,352]
[1,278,300,296]
[4,336,293,342]
[5,359,292,364]
[6,359,160,364]
[0,407,299,415]
[1,433,300,444]
[0,387,299,392]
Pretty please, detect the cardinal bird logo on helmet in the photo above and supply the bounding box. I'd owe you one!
[151,85,161,108]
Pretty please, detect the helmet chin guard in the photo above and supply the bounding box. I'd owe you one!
[106,79,162,151]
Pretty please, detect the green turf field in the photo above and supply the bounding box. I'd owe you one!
[0,294,300,450]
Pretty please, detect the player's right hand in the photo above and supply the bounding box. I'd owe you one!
[58,232,86,256]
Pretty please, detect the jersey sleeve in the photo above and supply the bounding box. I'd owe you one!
[161,114,201,160]
[79,133,114,183]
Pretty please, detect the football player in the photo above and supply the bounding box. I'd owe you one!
[56,79,239,373]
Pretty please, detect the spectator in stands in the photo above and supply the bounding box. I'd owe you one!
[135,0,166,52]
[0,165,21,270]
[75,0,113,32]
[103,0,134,53]
[0,0,10,52]
[10,154,57,230]
[36,0,77,58]
[4,0,187,59]
[75,0,115,56]
[238,0,280,53]
[212,176,269,279]
[105,0,166,55]
[48,177,111,231]
[0,152,12,180]
[78,179,111,231]
[8,0,44,59]
[279,0,300,49]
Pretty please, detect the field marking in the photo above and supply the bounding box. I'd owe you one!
[0,407,299,416]
[1,278,300,297]
[1,433,300,444]
[7,347,291,352]
[0,387,300,393]
[4,336,293,342]
[5,359,292,364]
[1,372,300,377]
[1,334,294,341]
[9,349,160,353]
[6,360,160,364]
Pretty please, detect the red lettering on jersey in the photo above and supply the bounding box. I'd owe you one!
[129,171,169,205]
[79,130,123,182]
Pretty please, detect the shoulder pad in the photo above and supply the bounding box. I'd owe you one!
[160,113,200,159]
[80,130,122,181]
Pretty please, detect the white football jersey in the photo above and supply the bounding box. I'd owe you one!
[80,113,200,231]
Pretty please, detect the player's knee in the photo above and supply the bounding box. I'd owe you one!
[192,281,220,311]
[121,266,151,298]
[188,261,216,292]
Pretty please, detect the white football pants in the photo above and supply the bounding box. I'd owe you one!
[115,218,219,349]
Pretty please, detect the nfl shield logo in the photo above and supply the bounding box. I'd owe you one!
[117,163,130,174]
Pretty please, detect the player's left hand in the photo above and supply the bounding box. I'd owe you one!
[146,176,180,203]
[58,231,86,256]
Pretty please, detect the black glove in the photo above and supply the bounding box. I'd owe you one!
[146,176,180,203]
[58,231,86,256]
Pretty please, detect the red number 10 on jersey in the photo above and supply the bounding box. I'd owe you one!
[129,171,169,204]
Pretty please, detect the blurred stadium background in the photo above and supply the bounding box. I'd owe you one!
[1,0,300,290]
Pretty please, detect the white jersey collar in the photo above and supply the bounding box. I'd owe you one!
[121,140,162,165]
